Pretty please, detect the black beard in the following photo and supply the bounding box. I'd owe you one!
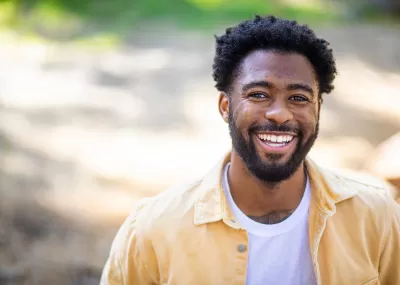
[228,108,318,183]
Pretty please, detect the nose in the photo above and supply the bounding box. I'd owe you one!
[264,99,293,124]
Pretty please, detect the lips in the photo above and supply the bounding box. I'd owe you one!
[257,133,294,144]
[254,132,297,153]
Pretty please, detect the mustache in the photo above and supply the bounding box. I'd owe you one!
[249,122,301,134]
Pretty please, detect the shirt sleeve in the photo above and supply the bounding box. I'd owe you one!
[100,200,158,285]
[378,196,400,284]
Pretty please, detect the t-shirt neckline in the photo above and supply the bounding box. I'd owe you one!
[222,162,311,237]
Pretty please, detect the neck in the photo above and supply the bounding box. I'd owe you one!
[228,150,307,218]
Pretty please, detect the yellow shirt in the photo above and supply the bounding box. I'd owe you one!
[100,153,400,285]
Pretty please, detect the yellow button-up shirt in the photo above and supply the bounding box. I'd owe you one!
[100,153,400,285]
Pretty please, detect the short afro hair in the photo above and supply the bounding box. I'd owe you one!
[212,15,337,96]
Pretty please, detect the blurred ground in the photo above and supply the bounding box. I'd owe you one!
[1,20,400,284]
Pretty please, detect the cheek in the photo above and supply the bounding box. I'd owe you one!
[233,102,261,130]
[294,106,318,132]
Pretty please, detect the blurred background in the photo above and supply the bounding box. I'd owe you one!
[0,0,399,284]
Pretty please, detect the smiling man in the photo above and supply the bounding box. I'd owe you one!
[100,16,400,285]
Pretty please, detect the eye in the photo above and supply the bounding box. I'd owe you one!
[289,95,309,102]
[248,92,268,99]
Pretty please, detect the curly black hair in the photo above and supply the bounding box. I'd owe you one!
[212,15,337,96]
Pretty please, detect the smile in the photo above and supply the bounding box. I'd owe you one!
[254,132,297,153]
[256,133,294,147]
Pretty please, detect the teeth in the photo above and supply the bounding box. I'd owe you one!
[258,134,294,143]
[266,142,286,147]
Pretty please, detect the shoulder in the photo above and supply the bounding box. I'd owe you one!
[103,182,205,284]
[107,178,204,263]
[116,154,228,247]
[123,178,205,237]
[324,167,395,200]
[320,167,398,222]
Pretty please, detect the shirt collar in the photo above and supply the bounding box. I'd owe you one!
[193,152,358,226]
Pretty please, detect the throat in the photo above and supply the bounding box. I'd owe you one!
[228,152,308,222]
[248,209,295,224]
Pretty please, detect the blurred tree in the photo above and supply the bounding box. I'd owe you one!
[370,0,400,13]
[0,0,336,37]
[334,0,400,18]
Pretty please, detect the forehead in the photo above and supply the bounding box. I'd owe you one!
[235,50,318,89]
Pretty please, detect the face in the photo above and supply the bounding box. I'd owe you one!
[219,50,320,182]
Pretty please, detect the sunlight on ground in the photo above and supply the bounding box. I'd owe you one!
[366,132,400,179]
[336,58,400,121]
[309,136,375,169]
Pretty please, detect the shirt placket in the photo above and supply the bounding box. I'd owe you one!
[221,183,249,285]
[222,215,249,285]
[232,229,249,285]
[310,208,332,285]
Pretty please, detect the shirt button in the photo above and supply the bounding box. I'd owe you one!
[237,244,247,253]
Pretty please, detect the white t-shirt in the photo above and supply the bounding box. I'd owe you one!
[223,163,316,285]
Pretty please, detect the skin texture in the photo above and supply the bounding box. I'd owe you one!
[219,50,320,224]
[248,209,295,224]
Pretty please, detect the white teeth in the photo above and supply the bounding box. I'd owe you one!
[257,134,294,144]
[258,134,294,143]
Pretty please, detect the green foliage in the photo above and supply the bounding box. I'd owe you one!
[0,0,337,37]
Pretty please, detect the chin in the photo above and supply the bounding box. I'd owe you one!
[261,151,292,164]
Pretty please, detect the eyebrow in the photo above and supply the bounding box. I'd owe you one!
[242,81,272,92]
[287,83,314,97]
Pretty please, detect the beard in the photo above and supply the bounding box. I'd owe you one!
[228,108,319,183]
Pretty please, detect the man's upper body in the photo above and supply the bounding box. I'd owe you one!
[100,15,400,285]
[100,153,400,285]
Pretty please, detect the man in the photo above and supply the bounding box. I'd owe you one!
[100,15,400,285]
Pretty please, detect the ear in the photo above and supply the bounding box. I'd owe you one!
[218,92,229,123]
[316,96,323,120]
[318,96,323,112]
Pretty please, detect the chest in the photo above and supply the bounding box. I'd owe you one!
[154,218,380,285]
[155,222,248,285]
[316,216,381,285]
[246,226,315,285]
